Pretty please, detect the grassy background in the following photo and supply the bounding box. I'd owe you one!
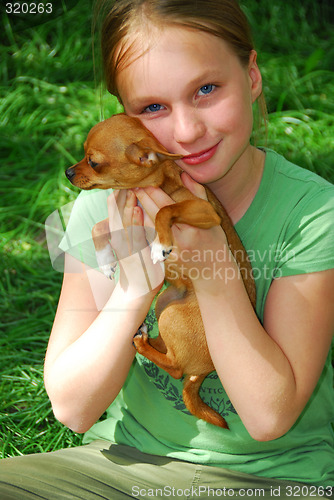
[1,0,333,458]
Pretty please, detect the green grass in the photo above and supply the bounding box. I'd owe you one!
[0,1,122,458]
[1,0,333,458]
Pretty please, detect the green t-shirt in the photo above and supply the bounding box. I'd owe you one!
[58,149,334,486]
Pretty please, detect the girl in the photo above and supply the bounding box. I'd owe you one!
[0,0,333,498]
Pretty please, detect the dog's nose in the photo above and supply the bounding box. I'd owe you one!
[65,168,75,181]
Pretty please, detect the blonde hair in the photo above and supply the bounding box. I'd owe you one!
[93,0,267,137]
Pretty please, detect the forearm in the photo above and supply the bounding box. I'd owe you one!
[45,282,155,433]
[193,259,297,440]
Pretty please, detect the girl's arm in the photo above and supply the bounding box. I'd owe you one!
[44,191,164,433]
[195,261,334,441]
[135,181,334,441]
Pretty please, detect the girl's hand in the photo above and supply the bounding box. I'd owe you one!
[107,190,164,297]
[134,173,231,284]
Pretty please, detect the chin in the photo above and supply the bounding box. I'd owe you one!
[182,164,227,186]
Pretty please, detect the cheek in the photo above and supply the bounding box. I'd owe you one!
[139,118,174,150]
[123,104,175,150]
[214,93,253,135]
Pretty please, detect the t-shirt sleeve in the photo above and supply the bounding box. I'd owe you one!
[57,189,112,269]
[274,187,334,277]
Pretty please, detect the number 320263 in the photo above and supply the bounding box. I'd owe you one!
[5,3,53,14]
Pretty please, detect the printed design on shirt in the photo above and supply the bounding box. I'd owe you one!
[141,358,190,413]
[199,372,237,417]
[139,357,237,418]
[144,308,158,337]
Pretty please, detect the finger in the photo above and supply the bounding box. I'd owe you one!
[181,172,207,200]
[123,190,137,228]
[132,204,144,226]
[132,205,148,250]
[121,191,135,253]
[137,186,175,208]
[134,188,160,223]
[116,189,127,217]
[142,208,155,229]
[134,187,174,224]
[107,191,123,232]
[109,189,130,233]
[134,195,155,230]
[107,192,127,257]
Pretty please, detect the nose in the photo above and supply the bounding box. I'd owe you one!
[172,106,206,145]
[65,167,75,181]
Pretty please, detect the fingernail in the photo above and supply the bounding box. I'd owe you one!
[133,206,141,224]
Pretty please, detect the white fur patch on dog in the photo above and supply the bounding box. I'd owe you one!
[96,245,118,280]
[150,240,173,264]
[151,241,165,264]
[137,323,148,336]
[148,152,158,163]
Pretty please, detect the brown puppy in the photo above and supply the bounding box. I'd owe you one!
[65,113,256,428]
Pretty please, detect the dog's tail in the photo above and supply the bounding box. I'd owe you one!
[182,374,229,429]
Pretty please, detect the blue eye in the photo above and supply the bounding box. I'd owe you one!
[144,103,163,113]
[198,84,215,96]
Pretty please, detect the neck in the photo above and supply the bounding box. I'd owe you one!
[207,146,265,224]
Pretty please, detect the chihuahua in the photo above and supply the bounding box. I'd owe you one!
[65,114,256,428]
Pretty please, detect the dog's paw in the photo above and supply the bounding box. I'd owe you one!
[101,263,118,280]
[96,246,118,280]
[151,241,173,264]
[133,323,148,348]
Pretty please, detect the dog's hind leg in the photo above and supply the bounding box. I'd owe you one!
[182,373,229,429]
[133,329,183,379]
[135,323,167,354]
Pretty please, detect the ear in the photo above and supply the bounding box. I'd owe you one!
[125,138,183,167]
[248,50,262,103]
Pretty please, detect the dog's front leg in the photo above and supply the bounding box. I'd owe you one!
[151,199,221,263]
[92,219,118,279]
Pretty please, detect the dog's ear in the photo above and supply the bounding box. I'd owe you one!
[125,138,183,167]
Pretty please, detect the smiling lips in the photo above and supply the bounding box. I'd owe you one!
[181,142,220,165]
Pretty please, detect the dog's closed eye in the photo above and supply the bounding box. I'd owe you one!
[88,158,98,168]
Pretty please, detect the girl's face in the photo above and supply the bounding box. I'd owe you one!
[116,26,262,186]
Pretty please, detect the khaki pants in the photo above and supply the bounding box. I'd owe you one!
[0,440,330,499]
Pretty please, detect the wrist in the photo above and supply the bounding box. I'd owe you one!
[175,241,240,293]
[118,248,164,297]
[192,255,242,297]
[105,280,157,321]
